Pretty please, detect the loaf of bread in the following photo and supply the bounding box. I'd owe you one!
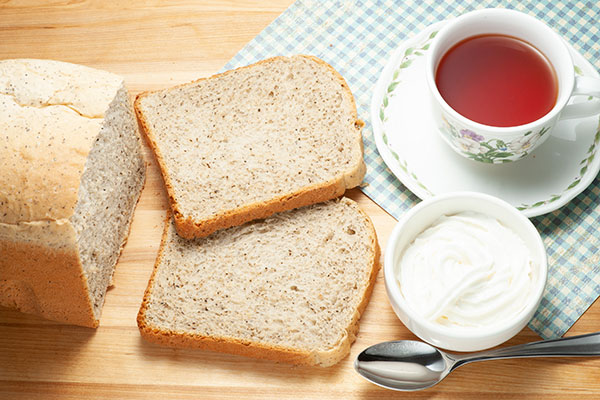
[137,198,380,367]
[134,55,366,239]
[0,59,146,327]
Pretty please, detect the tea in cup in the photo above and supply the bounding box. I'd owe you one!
[426,8,600,163]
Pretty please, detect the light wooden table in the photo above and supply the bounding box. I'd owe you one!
[1,1,599,398]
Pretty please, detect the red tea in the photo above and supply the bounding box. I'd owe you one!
[435,34,558,127]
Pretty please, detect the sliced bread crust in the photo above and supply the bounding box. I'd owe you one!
[135,55,366,239]
[137,198,380,367]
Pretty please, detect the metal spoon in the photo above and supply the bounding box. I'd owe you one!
[355,332,600,391]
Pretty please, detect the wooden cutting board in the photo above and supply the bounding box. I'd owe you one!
[1,1,600,399]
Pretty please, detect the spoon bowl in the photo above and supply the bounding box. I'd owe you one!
[355,332,600,391]
[355,341,450,391]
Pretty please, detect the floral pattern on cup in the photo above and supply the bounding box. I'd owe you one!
[375,19,600,216]
[439,115,551,163]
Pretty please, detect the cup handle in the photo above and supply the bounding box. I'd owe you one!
[559,76,600,120]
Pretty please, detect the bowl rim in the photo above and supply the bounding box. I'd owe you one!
[383,191,548,342]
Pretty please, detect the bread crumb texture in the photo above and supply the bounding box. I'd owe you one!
[139,198,379,366]
[136,55,365,233]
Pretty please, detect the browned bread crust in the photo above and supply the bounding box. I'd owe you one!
[134,55,366,239]
[137,199,380,367]
[0,241,96,327]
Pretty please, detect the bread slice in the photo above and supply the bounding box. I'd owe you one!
[0,59,146,327]
[137,198,380,367]
[134,55,365,239]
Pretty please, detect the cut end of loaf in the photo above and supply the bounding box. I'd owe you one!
[134,55,366,239]
[72,84,147,324]
[137,198,380,367]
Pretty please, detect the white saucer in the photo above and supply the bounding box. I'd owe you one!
[371,20,600,218]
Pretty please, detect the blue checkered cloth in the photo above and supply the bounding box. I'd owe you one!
[221,0,600,339]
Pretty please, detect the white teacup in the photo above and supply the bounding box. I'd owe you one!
[426,8,600,164]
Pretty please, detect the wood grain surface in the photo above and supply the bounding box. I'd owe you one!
[1,1,599,399]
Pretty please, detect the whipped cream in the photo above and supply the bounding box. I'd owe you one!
[397,211,535,329]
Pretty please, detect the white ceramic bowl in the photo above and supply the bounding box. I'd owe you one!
[384,192,548,352]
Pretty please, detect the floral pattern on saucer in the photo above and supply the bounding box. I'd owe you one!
[373,20,600,218]
[378,30,438,196]
[516,125,600,211]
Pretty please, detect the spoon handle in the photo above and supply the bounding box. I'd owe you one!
[455,332,600,367]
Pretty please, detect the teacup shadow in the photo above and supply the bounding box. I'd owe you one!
[440,115,599,202]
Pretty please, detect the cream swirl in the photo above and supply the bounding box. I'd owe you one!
[397,211,535,329]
